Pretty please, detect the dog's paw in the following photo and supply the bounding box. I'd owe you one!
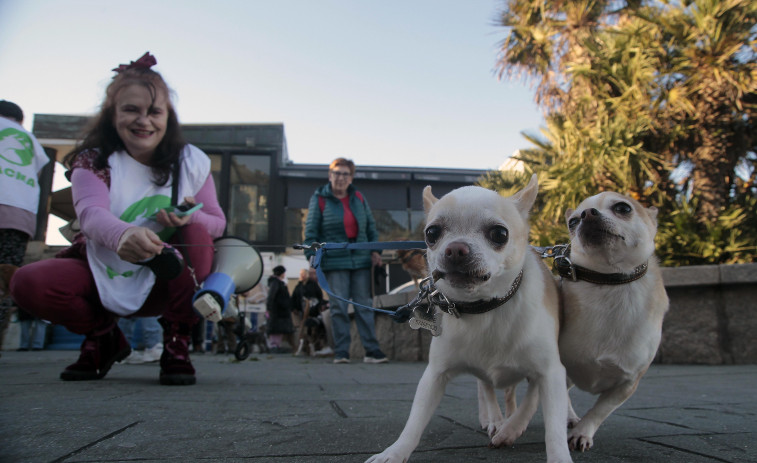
[478,411,489,430]
[479,418,505,439]
[365,448,408,463]
[567,429,594,452]
[566,402,580,429]
[489,420,527,448]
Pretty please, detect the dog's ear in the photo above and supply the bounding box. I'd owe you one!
[511,174,538,218]
[646,206,659,224]
[422,186,438,213]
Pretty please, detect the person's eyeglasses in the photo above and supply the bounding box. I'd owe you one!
[330,171,351,178]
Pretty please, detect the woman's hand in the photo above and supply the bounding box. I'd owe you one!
[155,196,196,228]
[117,226,165,263]
[371,251,383,267]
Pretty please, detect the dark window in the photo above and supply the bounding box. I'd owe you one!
[286,208,307,247]
[228,155,270,242]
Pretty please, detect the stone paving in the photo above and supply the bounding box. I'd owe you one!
[1,350,755,462]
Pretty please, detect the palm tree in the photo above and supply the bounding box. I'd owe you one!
[487,0,756,264]
[644,0,757,222]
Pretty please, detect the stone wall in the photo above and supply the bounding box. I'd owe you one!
[658,263,757,365]
[356,263,757,365]
[22,242,757,364]
[349,292,433,361]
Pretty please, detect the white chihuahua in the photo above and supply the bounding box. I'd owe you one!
[558,192,669,451]
[367,175,572,463]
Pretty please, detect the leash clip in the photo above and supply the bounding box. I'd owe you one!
[536,244,570,259]
[293,242,325,251]
[429,288,459,318]
[396,276,447,335]
[390,276,433,323]
[555,255,577,281]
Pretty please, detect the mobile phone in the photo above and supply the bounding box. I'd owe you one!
[173,203,203,217]
[148,203,203,219]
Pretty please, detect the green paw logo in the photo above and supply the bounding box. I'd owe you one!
[121,195,170,223]
[121,195,176,241]
[0,128,35,166]
[107,266,135,279]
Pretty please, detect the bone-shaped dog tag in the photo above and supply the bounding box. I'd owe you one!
[408,308,442,337]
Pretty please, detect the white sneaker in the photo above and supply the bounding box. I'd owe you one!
[141,343,163,363]
[314,346,334,357]
[123,350,145,364]
[363,355,389,364]
[333,357,350,364]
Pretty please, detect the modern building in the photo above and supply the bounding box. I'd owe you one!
[20,115,495,351]
[31,115,489,289]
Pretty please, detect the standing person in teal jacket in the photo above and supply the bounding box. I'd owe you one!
[303,158,388,364]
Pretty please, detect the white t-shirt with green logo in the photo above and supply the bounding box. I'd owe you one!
[86,145,210,316]
[0,117,50,214]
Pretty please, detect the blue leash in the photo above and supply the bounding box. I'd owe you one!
[294,241,426,321]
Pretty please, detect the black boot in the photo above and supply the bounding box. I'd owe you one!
[159,318,196,385]
[60,323,131,381]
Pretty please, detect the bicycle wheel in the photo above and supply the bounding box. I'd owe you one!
[234,341,251,361]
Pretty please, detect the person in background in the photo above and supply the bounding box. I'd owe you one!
[118,316,163,363]
[303,158,388,364]
[0,100,51,353]
[10,52,225,385]
[291,268,324,317]
[266,265,295,353]
[17,308,48,351]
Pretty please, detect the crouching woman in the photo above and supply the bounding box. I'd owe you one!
[10,53,225,385]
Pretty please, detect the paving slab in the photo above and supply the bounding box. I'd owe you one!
[1,351,755,462]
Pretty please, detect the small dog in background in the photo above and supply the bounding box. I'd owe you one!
[367,176,572,463]
[396,249,428,288]
[295,298,330,357]
[250,324,270,355]
[558,192,669,451]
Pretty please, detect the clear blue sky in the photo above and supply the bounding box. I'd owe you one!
[1,0,544,171]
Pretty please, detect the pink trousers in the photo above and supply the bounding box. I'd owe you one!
[10,224,215,334]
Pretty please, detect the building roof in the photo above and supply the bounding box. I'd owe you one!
[30,114,490,180]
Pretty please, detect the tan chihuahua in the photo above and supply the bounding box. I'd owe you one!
[367,176,572,463]
[558,192,668,451]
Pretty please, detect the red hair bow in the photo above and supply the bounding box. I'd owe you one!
[112,52,157,73]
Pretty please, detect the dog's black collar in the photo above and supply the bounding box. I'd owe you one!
[438,270,523,317]
[553,246,648,285]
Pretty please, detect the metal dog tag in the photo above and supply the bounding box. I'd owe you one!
[408,308,442,337]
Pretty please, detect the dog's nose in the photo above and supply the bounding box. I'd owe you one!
[444,241,470,262]
[581,208,600,222]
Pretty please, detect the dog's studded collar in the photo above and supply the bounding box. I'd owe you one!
[435,269,523,318]
[552,245,648,285]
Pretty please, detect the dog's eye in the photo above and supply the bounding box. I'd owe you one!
[487,225,509,245]
[568,217,580,230]
[612,202,633,216]
[425,225,442,246]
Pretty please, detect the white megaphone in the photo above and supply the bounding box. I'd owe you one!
[192,236,264,322]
